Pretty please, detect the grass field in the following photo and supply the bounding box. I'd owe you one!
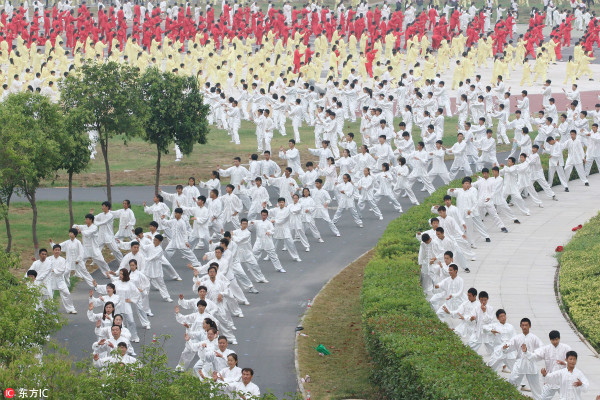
[297,250,381,400]
[1,201,153,270]
[46,115,511,188]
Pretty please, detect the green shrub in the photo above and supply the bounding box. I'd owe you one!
[559,213,600,352]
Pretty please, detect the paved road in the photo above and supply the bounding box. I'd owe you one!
[17,160,475,397]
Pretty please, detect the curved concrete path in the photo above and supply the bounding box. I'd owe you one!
[462,173,600,399]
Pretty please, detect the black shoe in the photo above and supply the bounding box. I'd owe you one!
[565,188,570,192]
[514,220,521,224]
[464,268,471,273]
[485,238,491,242]
[585,182,590,186]
[501,228,508,233]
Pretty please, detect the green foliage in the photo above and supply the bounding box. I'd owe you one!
[559,213,600,352]
[0,92,68,250]
[0,251,64,365]
[139,68,210,190]
[60,61,145,201]
[140,68,210,155]
[60,61,145,141]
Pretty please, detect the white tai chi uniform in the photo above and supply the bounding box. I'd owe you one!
[448,187,490,245]
[543,367,589,400]
[162,217,201,268]
[112,208,136,240]
[507,332,544,399]
[534,342,572,400]
[331,181,363,226]
[94,211,124,262]
[51,238,94,288]
[72,223,111,275]
[250,218,284,271]
[485,321,517,372]
[270,205,301,261]
[142,242,172,301]
[48,255,77,313]
[312,187,341,236]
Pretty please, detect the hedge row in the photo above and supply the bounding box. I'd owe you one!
[360,153,598,399]
[559,212,600,353]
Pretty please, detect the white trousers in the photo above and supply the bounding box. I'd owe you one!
[70,260,95,287]
[332,206,362,226]
[358,198,382,218]
[465,215,490,244]
[565,162,589,184]
[274,238,300,260]
[252,245,283,271]
[479,201,505,229]
[585,156,600,176]
[165,244,200,268]
[99,239,124,262]
[148,276,171,300]
[547,165,569,189]
[52,280,76,313]
[509,370,541,400]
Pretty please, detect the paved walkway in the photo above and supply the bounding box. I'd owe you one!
[462,173,600,399]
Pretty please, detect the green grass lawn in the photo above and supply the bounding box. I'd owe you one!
[297,250,381,400]
[2,201,153,270]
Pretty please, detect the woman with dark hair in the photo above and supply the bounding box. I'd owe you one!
[104,268,142,342]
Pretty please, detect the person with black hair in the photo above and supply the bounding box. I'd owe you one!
[50,228,94,288]
[541,351,589,400]
[486,309,518,373]
[505,318,544,399]
[92,201,124,262]
[73,213,111,276]
[534,330,573,400]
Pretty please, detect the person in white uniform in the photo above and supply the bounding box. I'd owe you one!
[535,330,572,400]
[49,244,77,314]
[93,201,124,262]
[541,351,589,400]
[50,228,94,288]
[505,318,544,400]
[73,214,111,276]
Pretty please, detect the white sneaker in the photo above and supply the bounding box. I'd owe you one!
[244,301,250,306]
[166,298,173,303]
[147,312,154,317]
[249,287,259,294]
[237,313,244,318]
[173,276,182,281]
[263,256,269,261]
[259,279,270,283]
[305,247,310,252]
[335,233,341,237]
[132,338,140,343]
[145,325,151,330]
[359,224,364,228]
[318,238,324,243]
[278,268,287,273]
[295,258,302,262]
[68,310,78,314]
[379,216,383,220]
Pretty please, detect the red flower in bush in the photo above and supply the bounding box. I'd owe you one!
[555,246,564,252]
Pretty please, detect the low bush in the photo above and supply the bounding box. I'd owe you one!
[558,212,600,352]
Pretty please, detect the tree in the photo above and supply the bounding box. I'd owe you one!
[0,92,66,254]
[140,68,210,193]
[60,61,145,203]
[0,128,25,252]
[59,108,92,226]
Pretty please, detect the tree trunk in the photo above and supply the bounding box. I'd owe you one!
[68,171,74,227]
[100,134,112,203]
[155,146,161,194]
[3,194,12,253]
[28,190,39,255]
